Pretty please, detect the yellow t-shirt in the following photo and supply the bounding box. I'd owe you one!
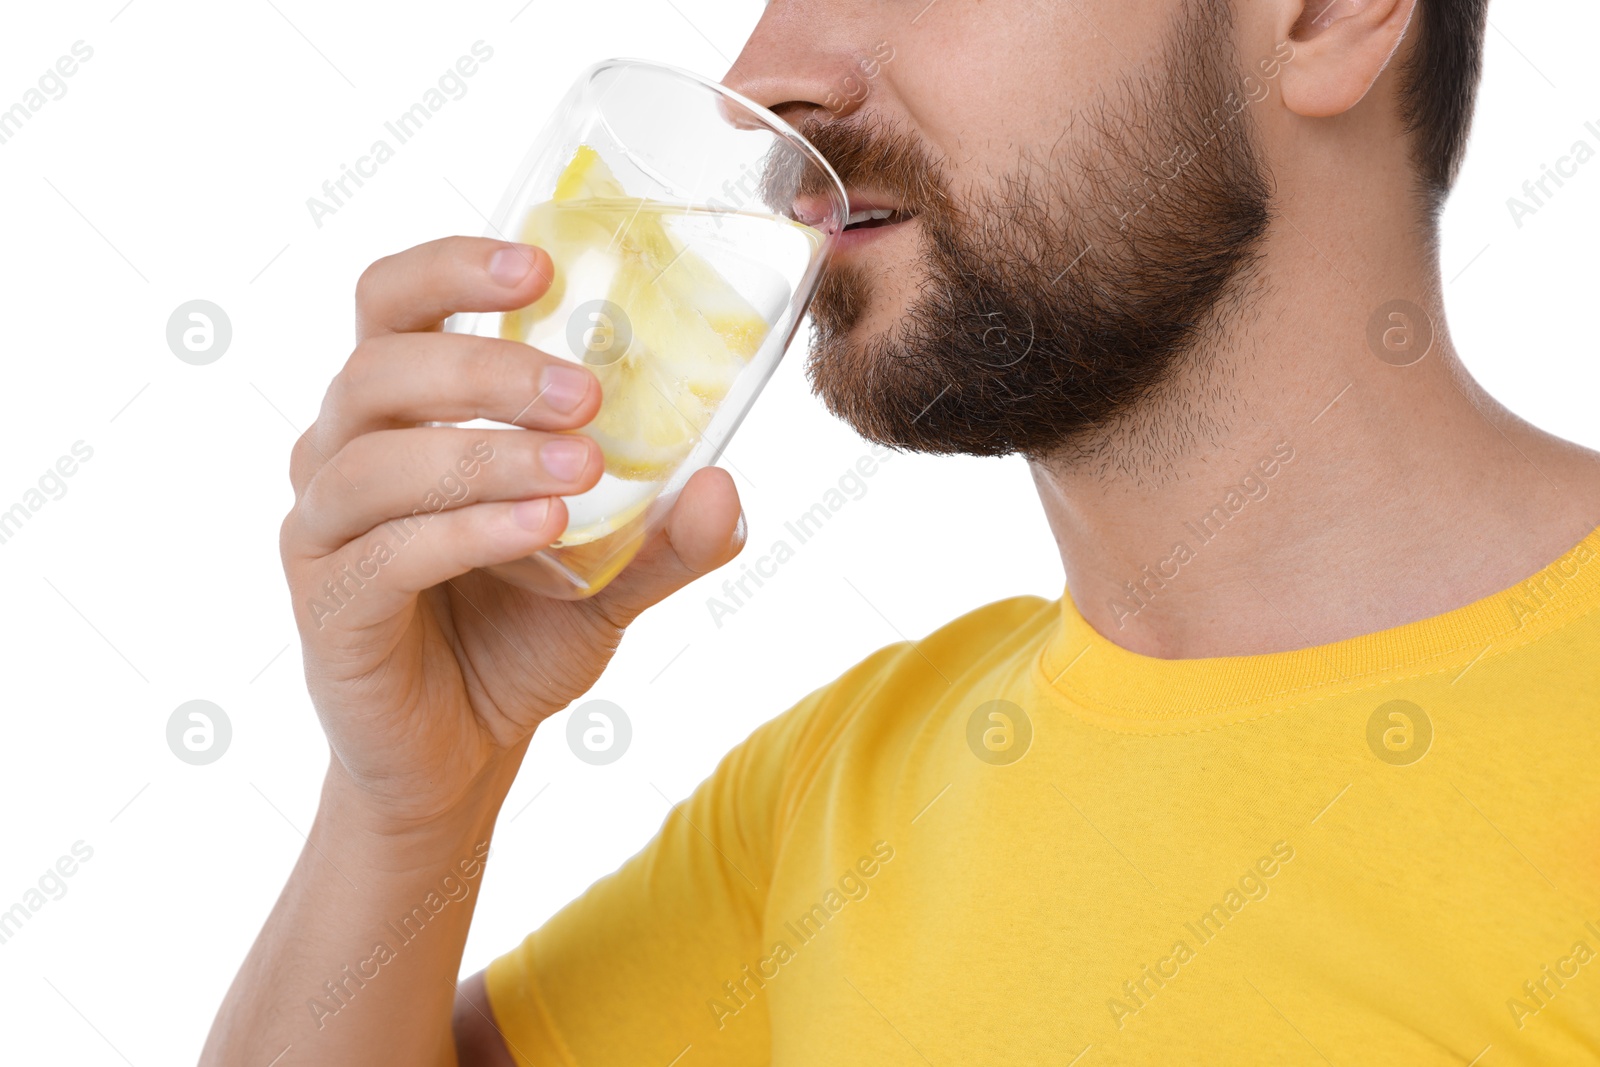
[487,527,1600,1065]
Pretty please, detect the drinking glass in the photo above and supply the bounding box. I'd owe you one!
[443,58,847,599]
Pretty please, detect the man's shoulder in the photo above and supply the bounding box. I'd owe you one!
[828,587,1056,691]
[763,591,1061,769]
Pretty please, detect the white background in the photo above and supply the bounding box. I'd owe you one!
[0,1,1594,1062]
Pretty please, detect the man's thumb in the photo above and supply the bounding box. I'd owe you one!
[583,466,745,628]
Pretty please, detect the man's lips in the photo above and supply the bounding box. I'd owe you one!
[842,205,914,230]
[793,189,916,248]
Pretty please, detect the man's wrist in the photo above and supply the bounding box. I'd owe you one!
[315,751,519,873]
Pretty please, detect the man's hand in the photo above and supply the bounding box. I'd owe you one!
[202,236,746,1067]
[281,234,746,827]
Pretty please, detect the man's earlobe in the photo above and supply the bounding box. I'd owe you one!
[1278,0,1416,118]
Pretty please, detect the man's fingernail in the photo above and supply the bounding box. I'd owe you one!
[489,246,535,287]
[541,364,591,413]
[512,498,552,530]
[541,437,591,481]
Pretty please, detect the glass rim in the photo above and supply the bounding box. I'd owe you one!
[578,56,849,225]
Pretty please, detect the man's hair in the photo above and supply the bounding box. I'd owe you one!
[1398,0,1492,212]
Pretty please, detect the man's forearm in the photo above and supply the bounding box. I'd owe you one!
[200,758,515,1067]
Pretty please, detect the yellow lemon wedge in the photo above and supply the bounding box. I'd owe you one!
[502,146,773,482]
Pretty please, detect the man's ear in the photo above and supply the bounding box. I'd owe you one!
[1278,0,1419,118]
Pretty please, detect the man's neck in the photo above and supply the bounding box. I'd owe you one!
[1030,225,1600,659]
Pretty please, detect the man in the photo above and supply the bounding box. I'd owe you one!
[203,0,1600,1062]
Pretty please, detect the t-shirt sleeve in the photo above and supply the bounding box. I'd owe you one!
[483,689,827,1067]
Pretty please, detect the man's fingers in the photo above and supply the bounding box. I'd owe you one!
[585,466,745,629]
[285,428,603,559]
[289,497,569,635]
[355,236,553,340]
[315,329,597,455]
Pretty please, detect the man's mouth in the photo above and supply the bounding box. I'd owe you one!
[793,191,916,244]
[835,201,915,252]
[843,206,915,232]
[833,191,917,252]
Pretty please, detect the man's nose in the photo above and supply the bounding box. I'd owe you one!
[721,3,872,127]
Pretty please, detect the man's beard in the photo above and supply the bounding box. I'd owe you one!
[795,0,1274,472]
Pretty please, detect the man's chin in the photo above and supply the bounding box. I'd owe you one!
[806,253,914,348]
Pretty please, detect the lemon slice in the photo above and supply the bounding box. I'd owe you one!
[502,146,772,482]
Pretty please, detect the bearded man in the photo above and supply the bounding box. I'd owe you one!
[204,0,1600,1062]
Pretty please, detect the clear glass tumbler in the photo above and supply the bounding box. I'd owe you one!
[444,58,847,599]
